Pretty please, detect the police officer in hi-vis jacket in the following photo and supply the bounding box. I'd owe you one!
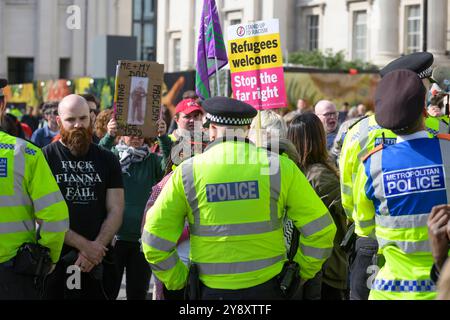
[142,96,336,300]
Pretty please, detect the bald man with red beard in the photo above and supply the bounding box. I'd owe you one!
[42,94,124,300]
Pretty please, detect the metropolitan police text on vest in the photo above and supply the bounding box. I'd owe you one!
[383,165,445,197]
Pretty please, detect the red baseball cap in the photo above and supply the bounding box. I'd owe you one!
[175,98,203,115]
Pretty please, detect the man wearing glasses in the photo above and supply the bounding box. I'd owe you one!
[80,94,103,144]
[315,100,340,150]
[31,101,60,148]
[81,94,100,123]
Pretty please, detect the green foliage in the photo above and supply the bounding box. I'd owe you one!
[286,79,321,110]
[289,49,378,71]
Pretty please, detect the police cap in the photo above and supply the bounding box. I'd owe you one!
[375,69,426,131]
[380,52,434,79]
[0,78,7,97]
[203,96,257,126]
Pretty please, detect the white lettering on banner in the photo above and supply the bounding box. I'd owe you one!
[383,165,445,198]
[234,72,279,89]
[235,75,257,89]
[234,72,280,103]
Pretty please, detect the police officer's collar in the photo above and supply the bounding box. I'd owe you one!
[396,130,429,143]
[205,136,254,152]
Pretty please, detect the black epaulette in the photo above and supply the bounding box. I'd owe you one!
[347,115,369,131]
[24,139,40,149]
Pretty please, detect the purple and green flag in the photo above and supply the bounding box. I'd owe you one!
[195,0,228,100]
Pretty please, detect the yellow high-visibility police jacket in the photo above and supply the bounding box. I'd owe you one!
[143,138,336,290]
[339,115,449,220]
[353,132,450,300]
[0,131,69,264]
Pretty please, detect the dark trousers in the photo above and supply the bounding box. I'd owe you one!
[112,240,152,300]
[303,271,322,300]
[163,286,185,300]
[303,271,347,300]
[0,264,40,300]
[43,252,118,300]
[200,276,283,300]
[349,237,378,300]
[322,283,347,300]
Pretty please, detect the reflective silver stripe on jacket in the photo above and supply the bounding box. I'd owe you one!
[300,214,334,237]
[368,148,390,216]
[197,255,285,275]
[439,120,448,134]
[0,140,32,207]
[358,217,376,229]
[189,221,280,237]
[142,230,177,252]
[375,214,429,229]
[438,138,450,203]
[300,244,333,260]
[149,253,179,272]
[0,220,35,234]
[181,158,201,225]
[357,117,370,151]
[183,150,282,237]
[40,219,70,233]
[341,184,352,195]
[33,191,65,213]
[377,237,431,253]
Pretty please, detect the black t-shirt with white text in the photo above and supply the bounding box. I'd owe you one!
[43,141,123,247]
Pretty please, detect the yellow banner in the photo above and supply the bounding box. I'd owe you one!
[228,34,283,73]
[4,84,39,107]
[74,77,93,94]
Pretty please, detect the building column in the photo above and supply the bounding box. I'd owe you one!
[156,0,169,66]
[86,1,98,76]
[427,0,447,61]
[183,0,196,70]
[97,0,108,35]
[107,0,118,35]
[372,0,400,66]
[35,0,59,80]
[271,0,295,56]
[0,0,7,78]
[71,0,87,78]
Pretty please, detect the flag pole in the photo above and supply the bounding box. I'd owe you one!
[224,69,228,97]
[215,56,220,96]
[256,110,262,147]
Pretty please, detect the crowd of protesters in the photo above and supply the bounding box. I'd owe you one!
[2,52,450,301]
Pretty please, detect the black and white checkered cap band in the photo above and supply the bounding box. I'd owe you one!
[418,67,432,79]
[206,113,253,125]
